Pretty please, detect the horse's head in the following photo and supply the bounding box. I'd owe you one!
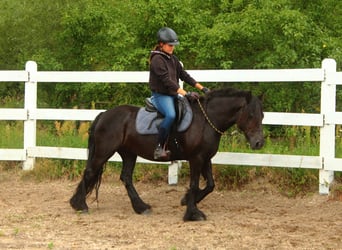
[236,92,265,150]
[203,88,264,149]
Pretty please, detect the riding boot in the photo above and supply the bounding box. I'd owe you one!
[154,128,171,160]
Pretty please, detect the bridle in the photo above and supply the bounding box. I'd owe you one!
[196,98,225,135]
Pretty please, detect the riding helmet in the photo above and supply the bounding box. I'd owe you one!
[157,27,180,45]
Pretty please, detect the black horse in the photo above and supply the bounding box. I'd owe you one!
[70,87,264,221]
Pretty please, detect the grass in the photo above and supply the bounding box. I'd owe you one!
[0,121,24,148]
[0,120,89,148]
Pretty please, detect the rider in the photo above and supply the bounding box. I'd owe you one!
[149,27,209,160]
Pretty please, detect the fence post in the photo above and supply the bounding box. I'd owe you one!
[23,61,37,170]
[319,58,336,194]
[168,161,182,185]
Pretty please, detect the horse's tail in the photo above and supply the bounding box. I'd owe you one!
[87,112,103,162]
[85,112,104,200]
[70,112,106,211]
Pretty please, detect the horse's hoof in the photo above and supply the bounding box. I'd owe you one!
[76,209,89,214]
[183,209,207,222]
[70,196,89,211]
[133,203,152,215]
[141,208,152,215]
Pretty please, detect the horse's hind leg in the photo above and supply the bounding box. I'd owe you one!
[119,150,151,214]
[70,156,108,212]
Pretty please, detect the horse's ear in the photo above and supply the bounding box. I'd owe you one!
[258,93,265,102]
[245,91,252,103]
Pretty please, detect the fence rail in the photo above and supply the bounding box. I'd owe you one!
[0,59,341,194]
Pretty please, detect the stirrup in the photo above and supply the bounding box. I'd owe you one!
[154,145,171,160]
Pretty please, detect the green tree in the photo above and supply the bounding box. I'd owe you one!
[0,0,65,103]
[190,0,339,114]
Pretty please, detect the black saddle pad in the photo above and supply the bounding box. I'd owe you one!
[136,97,193,135]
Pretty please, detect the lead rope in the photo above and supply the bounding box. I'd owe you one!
[196,98,225,135]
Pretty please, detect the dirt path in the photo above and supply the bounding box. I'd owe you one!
[1,171,342,250]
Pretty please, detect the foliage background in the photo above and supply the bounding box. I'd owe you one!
[1,0,342,111]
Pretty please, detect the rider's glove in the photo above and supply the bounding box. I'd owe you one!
[201,87,210,94]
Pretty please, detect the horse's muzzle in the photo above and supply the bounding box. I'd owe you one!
[252,139,264,150]
[248,133,265,150]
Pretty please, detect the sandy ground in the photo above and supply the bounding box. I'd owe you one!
[1,170,342,250]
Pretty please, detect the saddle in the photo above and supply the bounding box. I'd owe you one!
[135,96,193,135]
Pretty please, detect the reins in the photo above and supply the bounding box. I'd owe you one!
[196,98,225,135]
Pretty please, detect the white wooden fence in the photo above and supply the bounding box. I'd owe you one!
[1,59,342,194]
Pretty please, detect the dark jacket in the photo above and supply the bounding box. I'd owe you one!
[149,50,197,96]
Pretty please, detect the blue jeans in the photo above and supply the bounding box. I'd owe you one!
[151,92,177,134]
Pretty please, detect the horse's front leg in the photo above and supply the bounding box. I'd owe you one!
[183,159,207,221]
[181,160,215,206]
[119,151,152,214]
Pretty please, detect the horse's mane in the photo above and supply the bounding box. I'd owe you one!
[204,87,250,102]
